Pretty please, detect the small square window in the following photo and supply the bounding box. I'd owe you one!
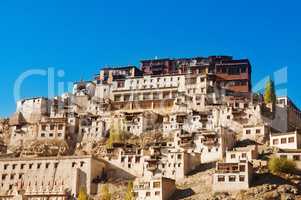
[281,138,287,144]
[293,155,300,161]
[288,137,295,143]
[229,175,236,182]
[153,182,160,188]
[218,175,225,182]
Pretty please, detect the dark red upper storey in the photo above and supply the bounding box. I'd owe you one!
[140,56,252,93]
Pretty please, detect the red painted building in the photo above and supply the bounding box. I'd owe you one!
[141,56,252,94]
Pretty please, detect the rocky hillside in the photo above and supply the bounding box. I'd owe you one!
[172,163,301,200]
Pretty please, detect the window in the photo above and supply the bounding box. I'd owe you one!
[288,137,295,143]
[49,133,54,137]
[239,175,245,182]
[217,175,225,182]
[281,138,287,144]
[242,153,247,158]
[155,191,160,196]
[229,176,236,182]
[12,164,17,170]
[42,125,46,131]
[10,174,15,180]
[29,164,33,169]
[58,125,64,130]
[231,154,236,159]
[246,130,251,135]
[241,66,247,73]
[114,95,121,101]
[41,133,45,137]
[21,164,25,170]
[4,164,8,170]
[46,163,50,169]
[228,67,240,75]
[239,165,246,172]
[273,139,279,145]
[80,162,85,167]
[54,163,59,168]
[153,182,161,188]
[19,174,24,179]
[2,174,6,180]
[146,192,151,197]
[256,129,261,134]
[50,125,55,130]
[293,155,300,161]
[37,163,41,169]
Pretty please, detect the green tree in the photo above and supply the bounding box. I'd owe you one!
[264,78,276,105]
[268,157,296,174]
[100,184,111,200]
[78,187,88,200]
[125,181,134,200]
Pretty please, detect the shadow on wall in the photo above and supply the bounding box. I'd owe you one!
[97,157,136,182]
[252,173,293,187]
[171,188,195,200]
[187,162,216,176]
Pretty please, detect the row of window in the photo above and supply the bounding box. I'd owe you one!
[135,191,161,197]
[2,161,85,171]
[230,153,247,159]
[130,77,182,85]
[217,175,246,182]
[40,132,63,138]
[114,92,177,102]
[245,129,261,135]
[1,173,24,181]
[279,155,301,161]
[161,163,182,169]
[216,66,247,75]
[41,124,64,131]
[2,162,59,171]
[272,137,295,145]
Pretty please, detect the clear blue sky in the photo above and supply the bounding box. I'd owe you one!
[0,0,300,117]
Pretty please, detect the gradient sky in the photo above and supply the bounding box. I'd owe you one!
[0,0,300,117]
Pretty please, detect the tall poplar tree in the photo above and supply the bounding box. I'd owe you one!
[264,78,276,104]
